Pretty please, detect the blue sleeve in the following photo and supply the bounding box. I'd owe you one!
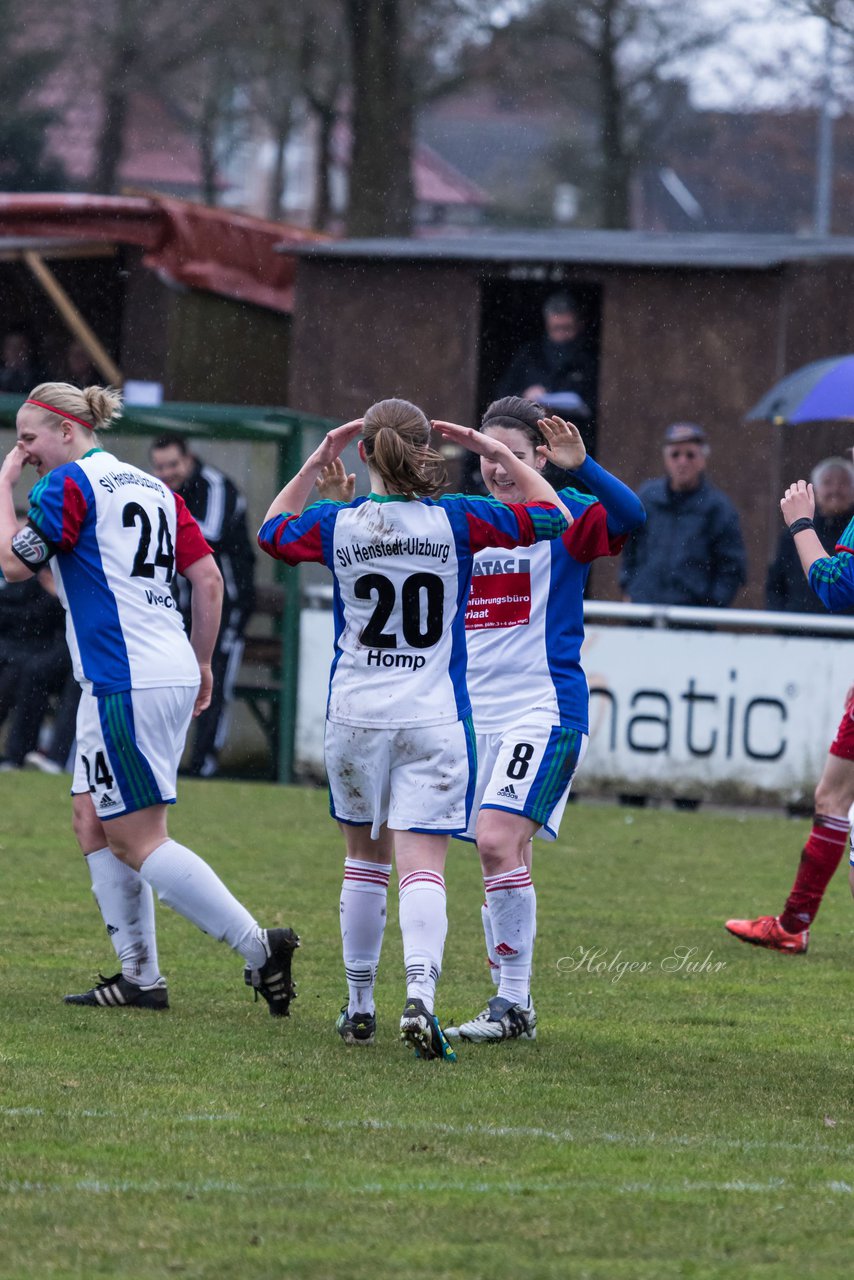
[571,456,646,536]
[808,553,854,611]
[258,501,336,566]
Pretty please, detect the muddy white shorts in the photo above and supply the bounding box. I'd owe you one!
[71,685,197,819]
[460,711,588,843]
[325,717,477,838]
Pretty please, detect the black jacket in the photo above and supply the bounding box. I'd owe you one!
[620,475,747,608]
[176,460,256,635]
[766,510,854,614]
[0,573,65,660]
[495,336,598,413]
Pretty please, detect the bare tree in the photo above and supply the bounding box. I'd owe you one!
[299,1,347,230]
[498,0,739,228]
[0,0,66,190]
[55,0,239,195]
[345,0,414,236]
[344,0,502,235]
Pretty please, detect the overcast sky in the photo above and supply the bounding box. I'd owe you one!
[685,4,835,110]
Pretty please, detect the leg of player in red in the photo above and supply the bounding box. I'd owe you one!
[726,693,854,953]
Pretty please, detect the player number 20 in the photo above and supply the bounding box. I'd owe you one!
[355,572,444,649]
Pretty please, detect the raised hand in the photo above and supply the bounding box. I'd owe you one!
[431,420,510,462]
[0,442,29,488]
[317,457,356,503]
[536,415,586,471]
[306,419,364,470]
[780,480,815,527]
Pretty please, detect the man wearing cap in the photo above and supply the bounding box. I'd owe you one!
[619,423,747,608]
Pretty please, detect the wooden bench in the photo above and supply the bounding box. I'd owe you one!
[233,582,285,775]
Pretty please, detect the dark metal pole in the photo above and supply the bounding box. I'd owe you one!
[815,15,836,237]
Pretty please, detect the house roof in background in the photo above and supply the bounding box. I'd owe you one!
[414,143,491,206]
[286,229,854,269]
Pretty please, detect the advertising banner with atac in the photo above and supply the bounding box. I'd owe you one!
[580,626,850,801]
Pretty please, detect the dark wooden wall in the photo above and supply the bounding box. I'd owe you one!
[291,250,854,610]
[289,260,481,423]
[120,248,291,405]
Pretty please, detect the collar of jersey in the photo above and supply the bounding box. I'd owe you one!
[369,492,411,503]
[81,447,104,458]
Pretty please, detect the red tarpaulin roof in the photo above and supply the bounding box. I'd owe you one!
[0,193,329,314]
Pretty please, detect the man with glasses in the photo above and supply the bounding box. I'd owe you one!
[619,422,746,608]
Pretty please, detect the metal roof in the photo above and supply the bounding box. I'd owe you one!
[0,236,116,260]
[284,230,854,270]
[0,393,334,444]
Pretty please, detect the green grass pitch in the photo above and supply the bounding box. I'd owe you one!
[1,775,852,1279]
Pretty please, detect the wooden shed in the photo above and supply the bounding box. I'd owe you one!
[287,231,854,607]
[0,194,327,406]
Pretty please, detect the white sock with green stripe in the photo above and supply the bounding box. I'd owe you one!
[139,840,267,966]
[87,846,161,986]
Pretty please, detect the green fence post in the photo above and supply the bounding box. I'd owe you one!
[275,422,303,784]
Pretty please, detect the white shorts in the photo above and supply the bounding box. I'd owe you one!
[325,718,476,838]
[460,711,588,843]
[71,685,197,820]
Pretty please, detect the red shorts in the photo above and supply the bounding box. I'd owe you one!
[829,692,854,761]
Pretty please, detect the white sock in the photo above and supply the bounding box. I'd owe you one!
[138,839,266,965]
[484,865,535,1007]
[398,869,447,1014]
[528,882,537,1005]
[87,847,161,986]
[480,899,501,989]
[340,858,390,1015]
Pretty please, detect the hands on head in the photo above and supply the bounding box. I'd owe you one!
[309,419,364,470]
[430,420,504,460]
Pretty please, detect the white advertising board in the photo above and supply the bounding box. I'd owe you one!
[581,626,849,802]
[296,609,851,803]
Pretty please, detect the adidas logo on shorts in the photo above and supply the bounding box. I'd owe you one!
[497,784,519,799]
[99,794,118,810]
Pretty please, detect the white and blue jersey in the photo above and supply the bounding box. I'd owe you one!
[13,448,212,695]
[259,491,567,729]
[465,487,628,735]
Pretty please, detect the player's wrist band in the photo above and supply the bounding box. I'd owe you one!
[788,518,815,536]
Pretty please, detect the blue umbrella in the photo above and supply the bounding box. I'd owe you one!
[746,355,854,425]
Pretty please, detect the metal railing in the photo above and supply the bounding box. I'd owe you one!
[301,582,854,637]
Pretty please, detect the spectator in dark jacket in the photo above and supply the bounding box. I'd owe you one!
[495,292,598,426]
[620,422,747,608]
[150,436,256,778]
[766,456,854,615]
[0,561,71,769]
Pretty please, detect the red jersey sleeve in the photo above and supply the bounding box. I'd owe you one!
[562,502,627,563]
[174,492,214,573]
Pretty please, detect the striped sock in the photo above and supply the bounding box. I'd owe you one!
[484,865,535,1007]
[398,869,447,1014]
[780,812,850,932]
[480,900,501,988]
[340,857,391,1015]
